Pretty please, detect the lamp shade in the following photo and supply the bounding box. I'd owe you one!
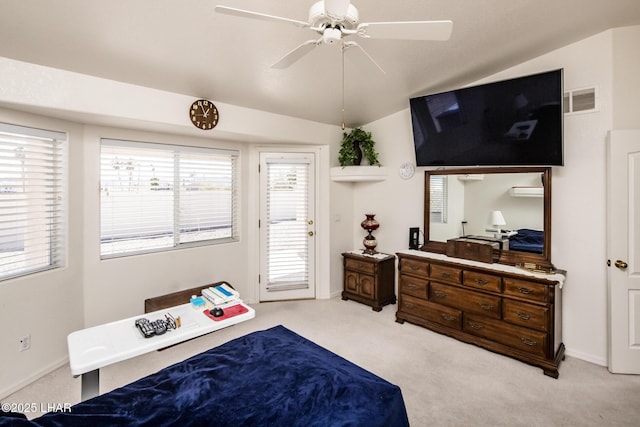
[489,210,506,227]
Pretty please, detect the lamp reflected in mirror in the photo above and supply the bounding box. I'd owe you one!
[487,210,517,239]
[488,210,506,235]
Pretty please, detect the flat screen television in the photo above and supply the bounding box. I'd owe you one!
[410,69,563,166]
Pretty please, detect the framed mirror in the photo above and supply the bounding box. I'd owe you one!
[422,166,552,268]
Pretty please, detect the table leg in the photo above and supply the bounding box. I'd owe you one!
[81,369,99,401]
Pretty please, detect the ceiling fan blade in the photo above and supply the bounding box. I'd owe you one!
[324,0,351,18]
[214,5,309,28]
[271,39,321,69]
[342,41,385,74]
[357,20,453,41]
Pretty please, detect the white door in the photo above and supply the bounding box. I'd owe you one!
[259,152,316,301]
[607,129,640,374]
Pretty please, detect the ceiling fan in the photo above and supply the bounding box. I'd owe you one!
[215,0,453,73]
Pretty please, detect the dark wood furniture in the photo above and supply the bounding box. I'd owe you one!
[396,251,565,378]
[342,252,396,311]
[145,281,230,313]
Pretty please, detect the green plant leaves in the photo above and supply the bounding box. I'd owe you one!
[338,128,380,167]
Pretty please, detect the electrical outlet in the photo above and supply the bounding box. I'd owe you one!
[19,334,31,352]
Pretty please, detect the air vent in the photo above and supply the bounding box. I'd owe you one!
[564,87,597,114]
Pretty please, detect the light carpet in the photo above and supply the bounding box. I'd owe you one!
[5,298,640,426]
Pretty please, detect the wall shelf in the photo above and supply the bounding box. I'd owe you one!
[457,174,485,181]
[330,166,387,182]
[510,186,544,197]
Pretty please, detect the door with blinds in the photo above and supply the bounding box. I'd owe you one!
[259,152,315,301]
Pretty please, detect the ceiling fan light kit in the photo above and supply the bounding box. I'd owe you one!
[323,0,353,20]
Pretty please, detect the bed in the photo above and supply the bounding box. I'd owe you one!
[1,325,409,426]
[508,228,544,254]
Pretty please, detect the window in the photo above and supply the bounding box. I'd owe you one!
[0,123,66,281]
[430,175,448,223]
[100,139,239,258]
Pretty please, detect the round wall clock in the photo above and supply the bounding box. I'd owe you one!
[189,99,219,130]
[399,162,415,179]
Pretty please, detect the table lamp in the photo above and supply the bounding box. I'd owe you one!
[488,210,506,238]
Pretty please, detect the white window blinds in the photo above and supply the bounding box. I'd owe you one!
[265,158,310,291]
[430,175,448,223]
[100,139,239,258]
[0,123,66,281]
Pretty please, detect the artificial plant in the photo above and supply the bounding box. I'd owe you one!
[338,127,380,167]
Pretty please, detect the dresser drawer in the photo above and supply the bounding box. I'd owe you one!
[344,257,375,275]
[463,270,501,293]
[400,258,429,278]
[401,295,462,329]
[430,264,462,284]
[503,278,548,302]
[399,275,428,299]
[503,299,549,332]
[429,282,501,319]
[464,314,548,357]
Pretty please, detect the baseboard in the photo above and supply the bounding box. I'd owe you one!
[0,356,69,400]
[564,347,607,367]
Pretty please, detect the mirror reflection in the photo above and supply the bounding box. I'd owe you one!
[423,166,553,268]
[430,172,544,254]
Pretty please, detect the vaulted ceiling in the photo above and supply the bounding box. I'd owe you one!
[1,0,639,128]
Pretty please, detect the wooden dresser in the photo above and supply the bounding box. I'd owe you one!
[342,251,396,311]
[396,250,565,378]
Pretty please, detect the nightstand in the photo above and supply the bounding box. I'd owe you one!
[341,251,396,311]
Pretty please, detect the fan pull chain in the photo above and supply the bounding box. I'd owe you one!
[341,44,346,130]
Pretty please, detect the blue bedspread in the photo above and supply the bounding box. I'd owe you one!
[2,325,409,426]
[509,228,544,254]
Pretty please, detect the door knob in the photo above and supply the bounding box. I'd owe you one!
[614,260,628,269]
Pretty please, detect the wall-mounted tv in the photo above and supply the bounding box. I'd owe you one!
[410,69,563,167]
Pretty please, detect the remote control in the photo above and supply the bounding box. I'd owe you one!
[151,319,167,335]
[135,318,155,338]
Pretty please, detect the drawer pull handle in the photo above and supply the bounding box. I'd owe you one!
[474,278,488,285]
[440,272,451,278]
[518,287,534,294]
[521,338,538,346]
[409,264,420,271]
[479,303,494,311]
[441,314,457,322]
[405,302,414,308]
[406,284,418,290]
[517,312,531,320]
[468,321,484,330]
[433,290,447,299]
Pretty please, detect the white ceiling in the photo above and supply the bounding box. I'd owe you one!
[1,0,639,128]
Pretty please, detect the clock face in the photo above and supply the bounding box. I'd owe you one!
[190,99,219,130]
[399,162,415,179]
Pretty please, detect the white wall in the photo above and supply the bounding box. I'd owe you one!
[353,26,639,365]
[0,108,85,398]
[0,56,341,398]
[463,173,544,236]
[80,125,251,327]
[612,26,640,129]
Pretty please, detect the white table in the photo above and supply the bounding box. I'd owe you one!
[67,301,255,400]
